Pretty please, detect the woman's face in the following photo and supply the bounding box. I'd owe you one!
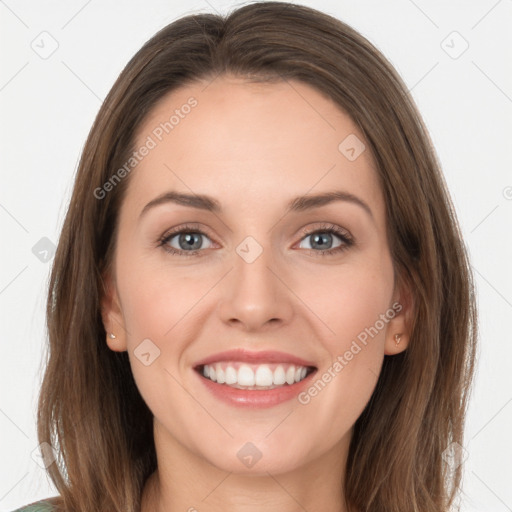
[102,76,410,476]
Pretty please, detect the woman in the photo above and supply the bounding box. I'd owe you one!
[13,2,477,511]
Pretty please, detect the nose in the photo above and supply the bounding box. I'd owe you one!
[217,243,294,332]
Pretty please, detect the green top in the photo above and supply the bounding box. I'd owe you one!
[11,499,56,511]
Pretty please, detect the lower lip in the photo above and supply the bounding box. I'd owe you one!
[195,368,317,408]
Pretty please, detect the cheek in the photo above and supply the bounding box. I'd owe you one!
[117,257,212,340]
[296,255,395,350]
[115,260,206,427]
[293,258,395,430]
[116,258,215,401]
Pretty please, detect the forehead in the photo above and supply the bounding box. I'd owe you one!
[122,76,383,221]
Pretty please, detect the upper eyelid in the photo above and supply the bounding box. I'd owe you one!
[160,223,214,243]
[300,223,351,237]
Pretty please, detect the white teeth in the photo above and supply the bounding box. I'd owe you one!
[238,365,255,386]
[200,362,311,388]
[285,366,295,385]
[274,365,286,385]
[216,365,225,384]
[255,365,274,386]
[225,366,237,385]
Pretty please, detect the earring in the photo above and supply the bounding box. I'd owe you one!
[394,333,402,346]
[108,333,116,339]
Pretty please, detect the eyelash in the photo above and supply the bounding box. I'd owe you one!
[157,222,354,258]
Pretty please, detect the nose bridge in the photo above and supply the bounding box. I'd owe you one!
[217,234,293,329]
[235,236,275,293]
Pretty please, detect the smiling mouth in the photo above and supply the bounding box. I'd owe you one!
[195,362,317,390]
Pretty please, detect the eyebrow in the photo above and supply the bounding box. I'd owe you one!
[139,190,373,220]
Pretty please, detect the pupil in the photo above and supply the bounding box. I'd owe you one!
[180,233,202,250]
[312,233,332,249]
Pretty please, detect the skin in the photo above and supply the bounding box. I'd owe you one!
[101,76,412,512]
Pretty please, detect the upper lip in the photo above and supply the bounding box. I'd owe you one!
[194,349,317,368]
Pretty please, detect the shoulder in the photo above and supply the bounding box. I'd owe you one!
[10,498,58,511]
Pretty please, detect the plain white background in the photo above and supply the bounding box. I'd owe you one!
[0,0,511,510]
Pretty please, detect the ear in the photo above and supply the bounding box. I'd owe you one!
[384,274,415,355]
[100,269,128,352]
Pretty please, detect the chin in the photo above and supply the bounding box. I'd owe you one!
[193,434,315,476]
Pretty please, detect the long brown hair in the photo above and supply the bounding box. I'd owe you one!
[38,2,477,511]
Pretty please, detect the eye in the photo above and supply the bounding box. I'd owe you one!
[158,222,354,257]
[296,223,354,256]
[158,223,214,256]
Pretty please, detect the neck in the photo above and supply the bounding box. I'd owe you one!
[141,421,350,512]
